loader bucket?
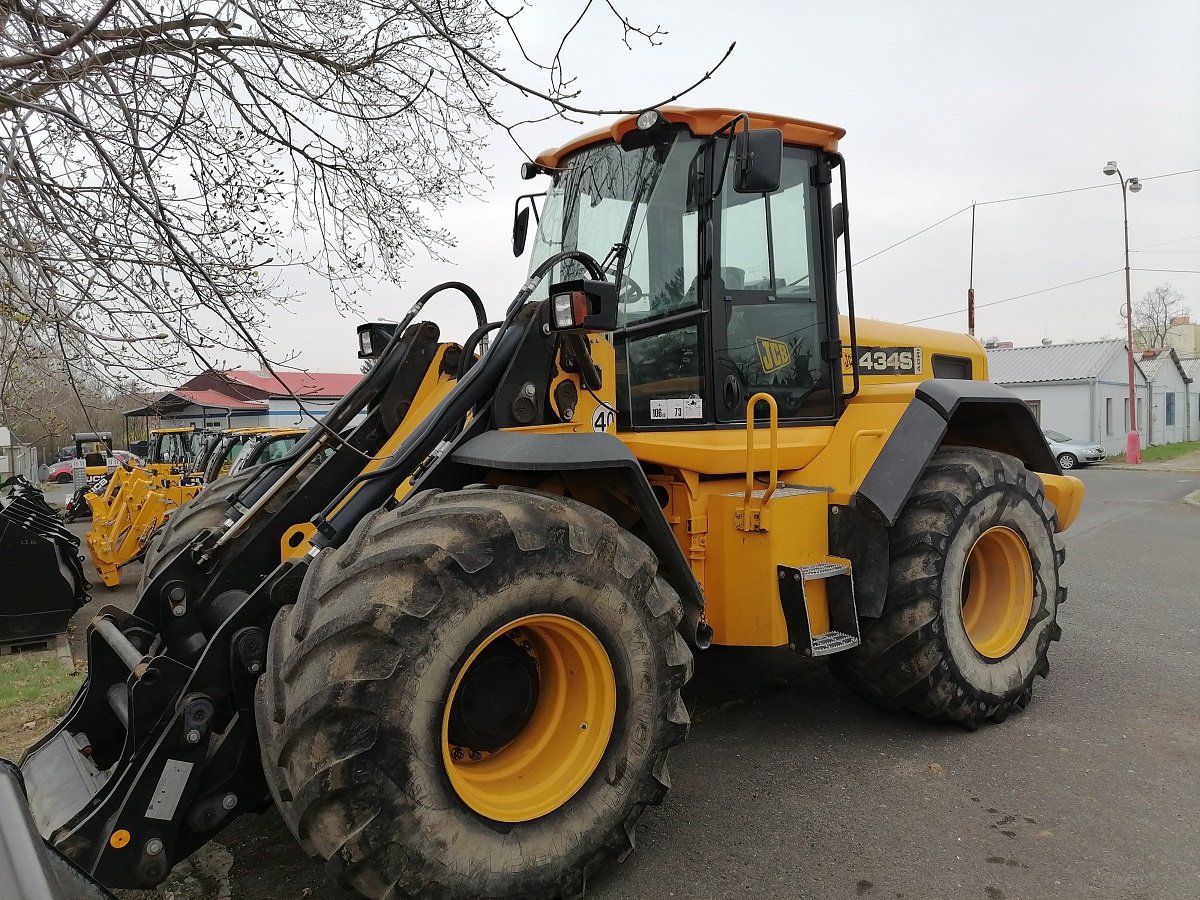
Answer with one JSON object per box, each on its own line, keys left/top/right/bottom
{"left": 0, "top": 759, "right": 114, "bottom": 898}
{"left": 0, "top": 477, "right": 89, "bottom": 643}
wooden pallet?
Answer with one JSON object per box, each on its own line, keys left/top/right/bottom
{"left": 0, "top": 632, "right": 74, "bottom": 671}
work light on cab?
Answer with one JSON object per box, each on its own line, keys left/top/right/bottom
{"left": 547, "top": 279, "right": 617, "bottom": 333}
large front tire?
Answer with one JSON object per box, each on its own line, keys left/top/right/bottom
{"left": 257, "top": 486, "right": 692, "bottom": 899}
{"left": 832, "top": 448, "right": 1066, "bottom": 727}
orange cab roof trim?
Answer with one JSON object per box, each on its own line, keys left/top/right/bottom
{"left": 534, "top": 106, "right": 846, "bottom": 170}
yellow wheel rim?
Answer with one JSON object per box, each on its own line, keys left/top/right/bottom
{"left": 442, "top": 613, "right": 617, "bottom": 823}
{"left": 961, "top": 526, "right": 1035, "bottom": 659}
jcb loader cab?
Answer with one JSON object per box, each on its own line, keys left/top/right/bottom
{"left": 0, "top": 107, "right": 1083, "bottom": 900}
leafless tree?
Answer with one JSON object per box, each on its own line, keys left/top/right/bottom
{"left": 0, "top": 0, "right": 731, "bottom": 411}
{"left": 1131, "top": 283, "right": 1190, "bottom": 348}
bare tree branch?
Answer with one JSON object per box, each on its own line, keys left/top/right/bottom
{"left": 0, "top": 0, "right": 731, "bottom": 424}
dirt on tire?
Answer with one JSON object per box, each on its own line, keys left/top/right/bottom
{"left": 831, "top": 447, "right": 1066, "bottom": 727}
{"left": 256, "top": 486, "right": 693, "bottom": 899}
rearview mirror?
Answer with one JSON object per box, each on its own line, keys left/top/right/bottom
{"left": 734, "top": 128, "right": 783, "bottom": 194}
{"left": 512, "top": 206, "right": 530, "bottom": 257}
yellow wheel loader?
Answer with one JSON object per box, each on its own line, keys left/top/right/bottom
{"left": 0, "top": 107, "right": 1084, "bottom": 899}
{"left": 84, "top": 429, "right": 212, "bottom": 588}
{"left": 84, "top": 428, "right": 307, "bottom": 588}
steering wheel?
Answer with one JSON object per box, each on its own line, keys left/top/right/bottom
{"left": 618, "top": 275, "right": 645, "bottom": 305}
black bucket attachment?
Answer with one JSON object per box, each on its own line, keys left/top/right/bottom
{"left": 0, "top": 476, "right": 90, "bottom": 643}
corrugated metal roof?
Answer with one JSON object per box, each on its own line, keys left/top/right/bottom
{"left": 986, "top": 340, "right": 1126, "bottom": 384}
{"left": 1138, "top": 348, "right": 1193, "bottom": 384}
{"left": 1180, "top": 357, "right": 1200, "bottom": 382}
{"left": 1138, "top": 354, "right": 1168, "bottom": 382}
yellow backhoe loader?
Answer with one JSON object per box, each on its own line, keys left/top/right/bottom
{"left": 0, "top": 107, "right": 1083, "bottom": 900}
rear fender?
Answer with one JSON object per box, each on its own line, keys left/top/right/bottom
{"left": 847, "top": 380, "right": 1082, "bottom": 617}
{"left": 856, "top": 379, "right": 1060, "bottom": 528}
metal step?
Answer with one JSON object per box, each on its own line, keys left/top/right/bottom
{"left": 809, "top": 629, "right": 861, "bottom": 657}
{"left": 23, "top": 731, "right": 107, "bottom": 838}
{"left": 800, "top": 562, "right": 849, "bottom": 581}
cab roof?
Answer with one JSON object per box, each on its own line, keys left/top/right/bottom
{"left": 534, "top": 106, "right": 845, "bottom": 170}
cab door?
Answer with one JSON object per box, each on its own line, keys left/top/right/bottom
{"left": 712, "top": 144, "right": 839, "bottom": 423}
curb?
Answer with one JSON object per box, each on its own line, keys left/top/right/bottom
{"left": 1102, "top": 464, "right": 1200, "bottom": 474}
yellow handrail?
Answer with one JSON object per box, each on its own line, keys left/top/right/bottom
{"left": 743, "top": 392, "right": 780, "bottom": 518}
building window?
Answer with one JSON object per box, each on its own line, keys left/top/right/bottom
{"left": 1165, "top": 392, "right": 1175, "bottom": 426}
{"left": 1105, "top": 397, "right": 1113, "bottom": 435}
{"left": 1124, "top": 398, "right": 1130, "bottom": 433}
{"left": 1137, "top": 398, "right": 1143, "bottom": 430}
{"left": 1025, "top": 399, "right": 1041, "bottom": 423}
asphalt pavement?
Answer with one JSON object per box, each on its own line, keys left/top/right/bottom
{"left": 586, "top": 464, "right": 1200, "bottom": 900}
{"left": 63, "top": 464, "right": 1199, "bottom": 900}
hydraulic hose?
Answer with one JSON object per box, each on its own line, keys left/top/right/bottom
{"left": 309, "top": 250, "right": 606, "bottom": 548}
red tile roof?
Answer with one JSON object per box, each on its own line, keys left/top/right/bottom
{"left": 173, "top": 388, "right": 266, "bottom": 411}
{"left": 214, "top": 370, "right": 361, "bottom": 398}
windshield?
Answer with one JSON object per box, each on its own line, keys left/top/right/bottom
{"left": 528, "top": 135, "right": 702, "bottom": 326}
{"left": 1043, "top": 430, "right": 1070, "bottom": 442}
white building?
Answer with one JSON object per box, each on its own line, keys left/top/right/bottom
{"left": 126, "top": 369, "right": 363, "bottom": 431}
{"left": 1180, "top": 357, "right": 1200, "bottom": 442}
{"left": 1136, "top": 348, "right": 1194, "bottom": 445}
{"left": 986, "top": 340, "right": 1150, "bottom": 447}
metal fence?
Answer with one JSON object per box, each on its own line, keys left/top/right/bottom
{"left": 0, "top": 444, "right": 41, "bottom": 483}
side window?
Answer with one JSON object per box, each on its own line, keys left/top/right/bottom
{"left": 616, "top": 325, "right": 705, "bottom": 428}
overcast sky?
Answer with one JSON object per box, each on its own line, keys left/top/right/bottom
{"left": 254, "top": 0, "right": 1200, "bottom": 373}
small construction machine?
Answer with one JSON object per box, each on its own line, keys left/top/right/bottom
{"left": 84, "top": 429, "right": 212, "bottom": 588}
{"left": 0, "top": 108, "right": 1084, "bottom": 899}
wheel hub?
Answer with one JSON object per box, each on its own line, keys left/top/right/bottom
{"left": 960, "top": 525, "right": 1035, "bottom": 659}
{"left": 446, "top": 632, "right": 539, "bottom": 751}
{"left": 442, "top": 613, "right": 617, "bottom": 823}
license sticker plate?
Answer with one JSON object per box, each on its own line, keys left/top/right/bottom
{"left": 649, "top": 398, "right": 703, "bottom": 421}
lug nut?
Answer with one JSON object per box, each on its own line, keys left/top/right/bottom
{"left": 221, "top": 793, "right": 238, "bottom": 810}
{"left": 145, "top": 838, "right": 164, "bottom": 856}
{"left": 185, "top": 728, "right": 201, "bottom": 744}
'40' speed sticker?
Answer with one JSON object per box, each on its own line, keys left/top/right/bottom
{"left": 841, "top": 346, "right": 923, "bottom": 376}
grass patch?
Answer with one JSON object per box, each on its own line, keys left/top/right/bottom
{"left": 0, "top": 654, "right": 80, "bottom": 761}
{"left": 1108, "top": 440, "right": 1200, "bottom": 464}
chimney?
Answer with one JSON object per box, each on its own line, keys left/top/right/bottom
{"left": 1041, "top": 338, "right": 1053, "bottom": 346}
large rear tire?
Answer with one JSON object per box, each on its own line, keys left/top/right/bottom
{"left": 831, "top": 448, "right": 1066, "bottom": 727}
{"left": 138, "top": 466, "right": 261, "bottom": 592}
{"left": 257, "top": 486, "right": 692, "bottom": 899}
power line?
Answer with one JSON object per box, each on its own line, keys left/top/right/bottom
{"left": 1132, "top": 268, "right": 1200, "bottom": 274}
{"left": 903, "top": 269, "right": 1122, "bottom": 326}
{"left": 839, "top": 205, "right": 971, "bottom": 272}
{"left": 850, "top": 167, "right": 1200, "bottom": 269}
{"left": 1133, "top": 233, "right": 1200, "bottom": 250}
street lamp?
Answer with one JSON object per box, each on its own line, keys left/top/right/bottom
{"left": 1103, "top": 160, "right": 1143, "bottom": 464}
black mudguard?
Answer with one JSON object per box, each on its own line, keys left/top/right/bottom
{"left": 856, "top": 379, "right": 1056, "bottom": 528}
{"left": 846, "top": 380, "right": 1056, "bottom": 618}
{"left": 450, "top": 431, "right": 711, "bottom": 648}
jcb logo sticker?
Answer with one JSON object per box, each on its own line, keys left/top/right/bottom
{"left": 755, "top": 337, "right": 792, "bottom": 374}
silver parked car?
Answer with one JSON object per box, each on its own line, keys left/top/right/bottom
{"left": 1043, "top": 429, "right": 1105, "bottom": 470}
